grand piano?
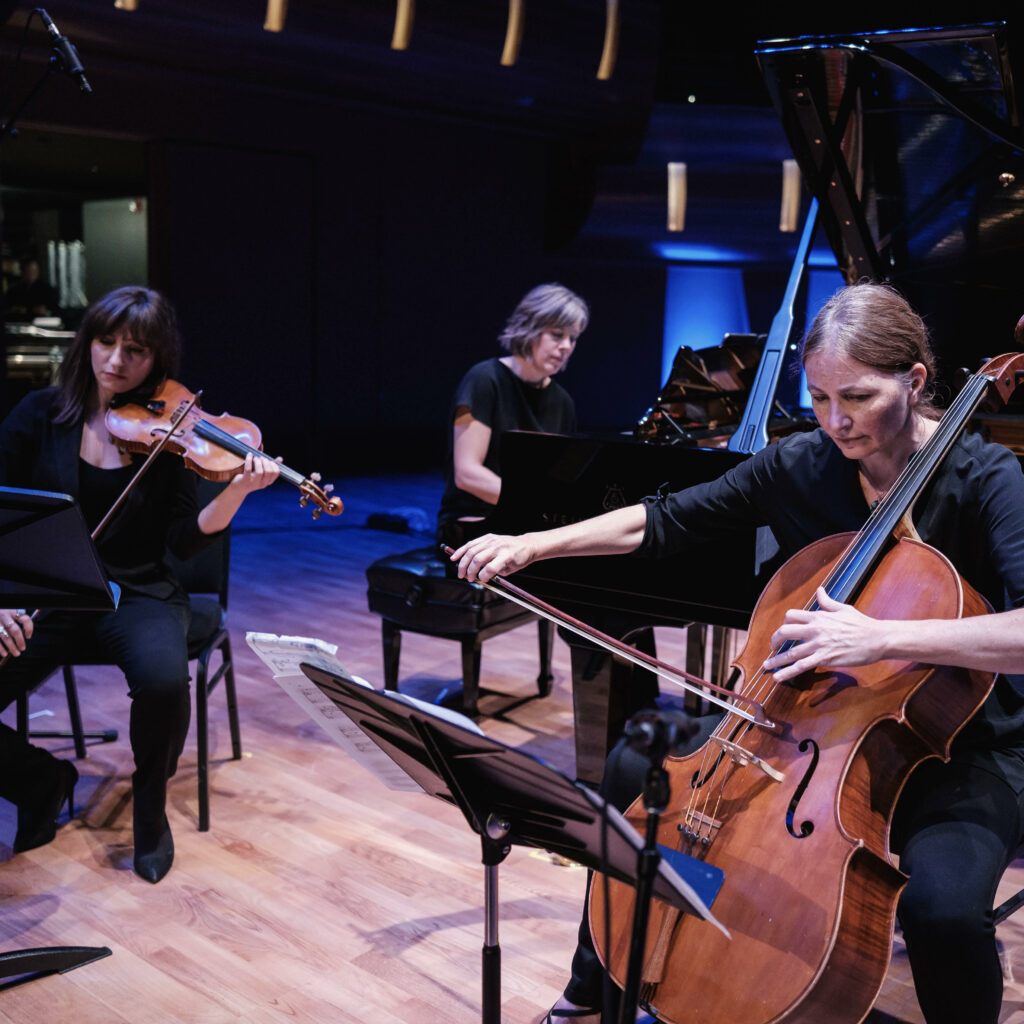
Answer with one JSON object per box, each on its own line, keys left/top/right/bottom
{"left": 488, "top": 21, "right": 1024, "bottom": 784}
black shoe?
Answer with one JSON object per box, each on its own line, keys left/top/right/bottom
{"left": 14, "top": 759, "right": 78, "bottom": 853}
{"left": 133, "top": 816, "right": 174, "bottom": 883}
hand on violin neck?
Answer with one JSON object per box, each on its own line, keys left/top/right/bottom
{"left": 197, "top": 453, "right": 281, "bottom": 535}
{"left": 230, "top": 451, "right": 282, "bottom": 495}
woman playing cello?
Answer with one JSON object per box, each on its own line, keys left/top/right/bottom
{"left": 0, "top": 286, "right": 279, "bottom": 883}
{"left": 452, "top": 282, "right": 1024, "bottom": 1024}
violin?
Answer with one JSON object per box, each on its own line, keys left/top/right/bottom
{"left": 105, "top": 379, "right": 343, "bottom": 518}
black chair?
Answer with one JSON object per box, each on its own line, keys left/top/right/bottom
{"left": 16, "top": 499, "right": 238, "bottom": 833}
{"left": 365, "top": 545, "right": 554, "bottom": 715}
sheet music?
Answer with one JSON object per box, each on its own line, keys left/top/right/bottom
{"left": 245, "top": 632, "right": 422, "bottom": 791}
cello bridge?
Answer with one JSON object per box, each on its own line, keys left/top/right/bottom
{"left": 711, "top": 735, "right": 785, "bottom": 783}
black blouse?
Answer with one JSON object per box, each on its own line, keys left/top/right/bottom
{"left": 0, "top": 387, "right": 219, "bottom": 598}
{"left": 438, "top": 357, "right": 577, "bottom": 528}
{"left": 637, "top": 427, "right": 1024, "bottom": 789}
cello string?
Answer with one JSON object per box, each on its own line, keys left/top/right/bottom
{"left": 694, "top": 366, "right": 1001, "bottom": 799}
{"left": 742, "top": 367, "right": 994, "bottom": 713}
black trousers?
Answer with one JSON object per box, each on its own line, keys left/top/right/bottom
{"left": 0, "top": 591, "right": 191, "bottom": 830}
{"left": 565, "top": 718, "right": 1024, "bottom": 1024}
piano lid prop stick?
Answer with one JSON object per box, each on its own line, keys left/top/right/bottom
{"left": 442, "top": 546, "right": 772, "bottom": 728}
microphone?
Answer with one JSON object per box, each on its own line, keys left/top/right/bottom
{"left": 623, "top": 709, "right": 699, "bottom": 759}
{"left": 38, "top": 9, "right": 92, "bottom": 93}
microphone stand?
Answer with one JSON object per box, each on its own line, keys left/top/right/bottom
{"left": 0, "top": 60, "right": 55, "bottom": 140}
{"left": 0, "top": 7, "right": 91, "bottom": 403}
{"left": 618, "top": 732, "right": 672, "bottom": 1024}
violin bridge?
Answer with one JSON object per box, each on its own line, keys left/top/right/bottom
{"left": 711, "top": 736, "right": 785, "bottom": 783}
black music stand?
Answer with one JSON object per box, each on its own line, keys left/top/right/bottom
{"left": 0, "top": 486, "right": 117, "bottom": 609}
{"left": 0, "top": 487, "right": 116, "bottom": 984}
{"left": 300, "top": 662, "right": 726, "bottom": 1024}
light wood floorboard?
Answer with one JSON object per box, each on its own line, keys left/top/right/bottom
{"left": 2, "top": 472, "right": 1024, "bottom": 1023}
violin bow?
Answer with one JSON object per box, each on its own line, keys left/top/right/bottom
{"left": 92, "top": 389, "right": 204, "bottom": 540}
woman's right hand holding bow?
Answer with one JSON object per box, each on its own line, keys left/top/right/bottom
{"left": 0, "top": 609, "right": 33, "bottom": 656}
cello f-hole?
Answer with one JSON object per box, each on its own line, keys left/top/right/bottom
{"left": 785, "top": 737, "right": 820, "bottom": 839}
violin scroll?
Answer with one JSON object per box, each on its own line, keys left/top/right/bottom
{"left": 299, "top": 472, "right": 343, "bottom": 519}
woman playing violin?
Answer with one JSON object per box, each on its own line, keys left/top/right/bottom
{"left": 453, "top": 282, "right": 1024, "bottom": 1024}
{"left": 0, "top": 286, "right": 278, "bottom": 883}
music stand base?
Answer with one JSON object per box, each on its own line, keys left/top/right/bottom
{"left": 481, "top": 832, "right": 509, "bottom": 1024}
{"left": 0, "top": 945, "right": 112, "bottom": 989}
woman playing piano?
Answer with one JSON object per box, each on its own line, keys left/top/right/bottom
{"left": 0, "top": 286, "right": 279, "bottom": 883}
{"left": 437, "top": 282, "right": 588, "bottom": 546}
{"left": 452, "top": 282, "right": 1024, "bottom": 1024}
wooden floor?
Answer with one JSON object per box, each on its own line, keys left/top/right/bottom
{"left": 3, "top": 471, "right": 1024, "bottom": 1023}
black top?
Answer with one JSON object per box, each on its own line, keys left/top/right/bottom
{"left": 438, "top": 357, "right": 577, "bottom": 529}
{"left": 638, "top": 426, "right": 1024, "bottom": 788}
{"left": 0, "top": 387, "right": 219, "bottom": 598}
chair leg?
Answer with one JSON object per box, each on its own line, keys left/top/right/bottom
{"left": 16, "top": 693, "right": 28, "bottom": 740}
{"left": 459, "top": 638, "right": 482, "bottom": 716}
{"left": 223, "top": 658, "right": 242, "bottom": 761}
{"left": 17, "top": 669, "right": 117, "bottom": 757}
{"left": 381, "top": 621, "right": 402, "bottom": 691}
{"left": 62, "top": 667, "right": 88, "bottom": 760}
{"left": 536, "top": 618, "right": 554, "bottom": 697}
{"left": 196, "top": 656, "right": 210, "bottom": 833}
{"left": 196, "top": 636, "right": 240, "bottom": 833}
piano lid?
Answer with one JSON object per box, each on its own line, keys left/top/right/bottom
{"left": 756, "top": 22, "right": 1024, "bottom": 371}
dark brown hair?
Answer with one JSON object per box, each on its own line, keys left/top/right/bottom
{"left": 801, "top": 282, "right": 939, "bottom": 417}
{"left": 55, "top": 286, "right": 182, "bottom": 423}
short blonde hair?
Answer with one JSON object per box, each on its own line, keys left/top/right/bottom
{"left": 498, "top": 283, "right": 589, "bottom": 358}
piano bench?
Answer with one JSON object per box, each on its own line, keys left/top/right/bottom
{"left": 365, "top": 545, "right": 554, "bottom": 715}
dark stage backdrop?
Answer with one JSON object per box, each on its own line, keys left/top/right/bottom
{"left": 0, "top": 2, "right": 671, "bottom": 477}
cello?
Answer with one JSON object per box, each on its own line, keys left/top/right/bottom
{"left": 583, "top": 350, "right": 1024, "bottom": 1024}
